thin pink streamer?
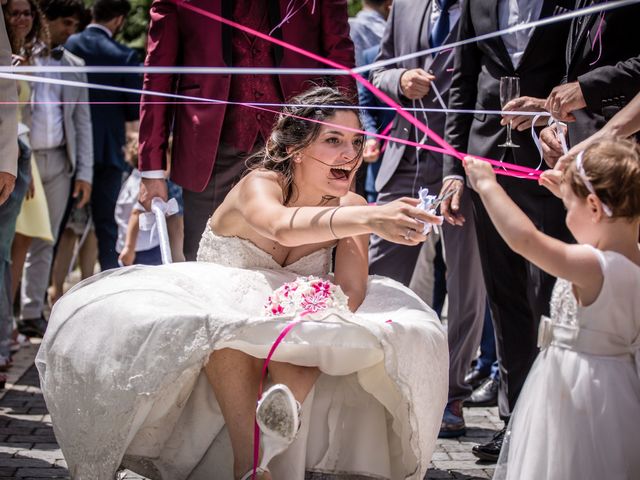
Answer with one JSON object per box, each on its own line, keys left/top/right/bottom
{"left": 589, "top": 13, "right": 605, "bottom": 66}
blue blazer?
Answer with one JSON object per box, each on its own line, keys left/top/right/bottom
{"left": 66, "top": 26, "right": 142, "bottom": 171}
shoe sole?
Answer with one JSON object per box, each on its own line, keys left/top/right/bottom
{"left": 256, "top": 385, "right": 298, "bottom": 442}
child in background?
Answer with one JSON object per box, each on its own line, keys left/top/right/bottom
{"left": 464, "top": 140, "right": 640, "bottom": 480}
{"left": 116, "top": 133, "right": 184, "bottom": 266}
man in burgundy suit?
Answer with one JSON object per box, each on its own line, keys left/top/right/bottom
{"left": 138, "top": 0, "right": 355, "bottom": 260}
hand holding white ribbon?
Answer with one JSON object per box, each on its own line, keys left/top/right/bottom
{"left": 417, "top": 187, "right": 440, "bottom": 235}
{"left": 139, "top": 197, "right": 179, "bottom": 265}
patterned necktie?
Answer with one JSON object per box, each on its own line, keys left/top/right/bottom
{"left": 430, "top": 0, "right": 456, "bottom": 48}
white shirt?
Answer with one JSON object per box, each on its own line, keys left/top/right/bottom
{"left": 30, "top": 55, "right": 65, "bottom": 150}
{"left": 498, "top": 0, "right": 544, "bottom": 68}
{"left": 115, "top": 169, "right": 160, "bottom": 253}
{"left": 86, "top": 23, "right": 113, "bottom": 38}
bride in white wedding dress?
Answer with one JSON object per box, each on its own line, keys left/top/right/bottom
{"left": 36, "top": 87, "right": 448, "bottom": 480}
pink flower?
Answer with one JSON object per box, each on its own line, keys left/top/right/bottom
{"left": 271, "top": 304, "right": 285, "bottom": 315}
{"left": 300, "top": 291, "right": 329, "bottom": 313}
{"left": 313, "top": 281, "right": 332, "bottom": 295}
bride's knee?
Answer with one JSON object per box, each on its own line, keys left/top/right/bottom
{"left": 206, "top": 348, "right": 263, "bottom": 374}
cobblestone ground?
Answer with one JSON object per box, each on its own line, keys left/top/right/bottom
{"left": 0, "top": 342, "right": 498, "bottom": 480}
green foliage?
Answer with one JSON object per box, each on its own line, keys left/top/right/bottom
{"left": 348, "top": 0, "right": 363, "bottom": 17}
{"left": 119, "top": 0, "right": 151, "bottom": 52}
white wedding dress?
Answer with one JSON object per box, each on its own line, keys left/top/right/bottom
{"left": 36, "top": 226, "right": 448, "bottom": 480}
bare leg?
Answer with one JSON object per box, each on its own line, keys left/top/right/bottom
{"left": 78, "top": 230, "right": 98, "bottom": 279}
{"left": 267, "top": 361, "right": 320, "bottom": 404}
{"left": 11, "top": 233, "right": 32, "bottom": 304}
{"left": 204, "top": 348, "right": 269, "bottom": 480}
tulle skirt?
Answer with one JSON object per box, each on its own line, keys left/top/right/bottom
{"left": 494, "top": 346, "right": 640, "bottom": 480}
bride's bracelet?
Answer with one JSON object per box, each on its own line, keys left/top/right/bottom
{"left": 329, "top": 207, "right": 341, "bottom": 239}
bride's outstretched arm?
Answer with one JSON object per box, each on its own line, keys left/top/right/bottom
{"left": 238, "top": 171, "right": 440, "bottom": 247}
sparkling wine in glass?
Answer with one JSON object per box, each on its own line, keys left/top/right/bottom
{"left": 499, "top": 76, "right": 520, "bottom": 148}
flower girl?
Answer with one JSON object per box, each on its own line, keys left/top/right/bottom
{"left": 464, "top": 139, "right": 640, "bottom": 480}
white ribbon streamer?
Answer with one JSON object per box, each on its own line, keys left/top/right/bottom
{"left": 1, "top": 0, "right": 634, "bottom": 76}
{"left": 139, "top": 197, "right": 179, "bottom": 264}
{"left": 531, "top": 114, "right": 569, "bottom": 170}
{"left": 0, "top": 71, "right": 555, "bottom": 117}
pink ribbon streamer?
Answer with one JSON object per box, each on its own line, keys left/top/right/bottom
{"left": 589, "top": 13, "right": 605, "bottom": 66}
{"left": 170, "top": 0, "right": 539, "bottom": 179}
{"left": 252, "top": 319, "right": 301, "bottom": 479}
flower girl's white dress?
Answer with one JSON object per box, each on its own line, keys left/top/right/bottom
{"left": 36, "top": 226, "right": 448, "bottom": 480}
{"left": 494, "top": 247, "right": 640, "bottom": 480}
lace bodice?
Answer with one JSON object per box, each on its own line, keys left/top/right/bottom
{"left": 196, "top": 224, "right": 332, "bottom": 277}
{"left": 549, "top": 279, "right": 578, "bottom": 327}
{"left": 538, "top": 247, "right": 640, "bottom": 357}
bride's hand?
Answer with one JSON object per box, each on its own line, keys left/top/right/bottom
{"left": 369, "top": 198, "right": 443, "bottom": 246}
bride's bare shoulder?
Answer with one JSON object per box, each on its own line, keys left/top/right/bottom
{"left": 340, "top": 191, "right": 368, "bottom": 207}
{"left": 242, "top": 168, "right": 282, "bottom": 185}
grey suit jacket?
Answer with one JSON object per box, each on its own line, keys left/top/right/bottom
{"left": 61, "top": 50, "right": 93, "bottom": 184}
{"left": 0, "top": 6, "right": 18, "bottom": 176}
{"left": 370, "top": 0, "right": 456, "bottom": 192}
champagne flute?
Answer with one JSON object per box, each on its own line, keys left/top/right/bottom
{"left": 499, "top": 76, "right": 520, "bottom": 148}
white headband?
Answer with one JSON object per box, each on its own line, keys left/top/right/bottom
{"left": 575, "top": 151, "right": 613, "bottom": 217}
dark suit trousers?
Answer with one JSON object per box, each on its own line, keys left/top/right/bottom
{"left": 182, "top": 143, "right": 261, "bottom": 261}
{"left": 470, "top": 176, "right": 572, "bottom": 420}
{"left": 91, "top": 165, "right": 123, "bottom": 271}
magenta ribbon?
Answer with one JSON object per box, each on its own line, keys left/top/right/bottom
{"left": 251, "top": 319, "right": 301, "bottom": 480}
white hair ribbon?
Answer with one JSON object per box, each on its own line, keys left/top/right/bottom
{"left": 575, "top": 151, "right": 613, "bottom": 217}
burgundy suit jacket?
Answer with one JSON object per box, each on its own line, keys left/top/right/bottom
{"left": 138, "top": 0, "right": 356, "bottom": 192}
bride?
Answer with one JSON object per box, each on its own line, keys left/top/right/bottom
{"left": 37, "top": 87, "right": 448, "bottom": 480}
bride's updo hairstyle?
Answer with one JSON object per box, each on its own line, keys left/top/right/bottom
{"left": 564, "top": 139, "right": 640, "bottom": 220}
{"left": 248, "top": 86, "right": 363, "bottom": 204}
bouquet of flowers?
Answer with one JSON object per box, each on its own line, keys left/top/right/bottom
{"left": 264, "top": 276, "right": 349, "bottom": 317}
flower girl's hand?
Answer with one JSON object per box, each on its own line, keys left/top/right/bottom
{"left": 538, "top": 169, "right": 563, "bottom": 198}
{"left": 370, "top": 198, "right": 443, "bottom": 245}
{"left": 463, "top": 156, "right": 496, "bottom": 193}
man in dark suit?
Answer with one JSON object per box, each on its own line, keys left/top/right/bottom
{"left": 65, "top": 0, "right": 141, "bottom": 270}
{"left": 440, "top": 0, "right": 574, "bottom": 460}
{"left": 540, "top": 1, "right": 640, "bottom": 166}
{"left": 138, "top": 0, "right": 355, "bottom": 260}
{"left": 368, "top": 0, "right": 486, "bottom": 439}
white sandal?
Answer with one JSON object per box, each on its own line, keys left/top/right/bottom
{"left": 256, "top": 384, "right": 300, "bottom": 468}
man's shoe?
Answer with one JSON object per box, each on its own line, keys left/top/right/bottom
{"left": 438, "top": 400, "right": 466, "bottom": 438}
{"left": 466, "top": 377, "right": 499, "bottom": 407}
{"left": 471, "top": 427, "right": 505, "bottom": 462}
{"left": 464, "top": 368, "right": 489, "bottom": 389}
{"left": 17, "top": 316, "right": 47, "bottom": 338}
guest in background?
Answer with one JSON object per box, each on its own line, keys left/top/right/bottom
{"left": 17, "top": 0, "right": 92, "bottom": 338}
{"left": 0, "top": 0, "right": 22, "bottom": 379}
{"left": 369, "top": 0, "right": 487, "bottom": 439}
{"left": 65, "top": 0, "right": 141, "bottom": 270}
{"left": 440, "top": 0, "right": 574, "bottom": 460}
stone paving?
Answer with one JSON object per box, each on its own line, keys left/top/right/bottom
{"left": 0, "top": 342, "right": 498, "bottom": 479}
